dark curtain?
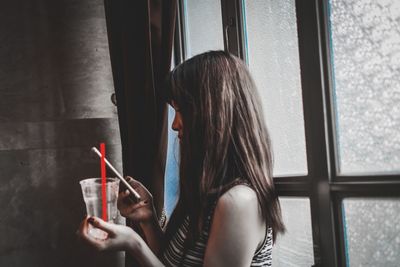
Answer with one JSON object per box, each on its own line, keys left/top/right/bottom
{"left": 103, "top": 0, "right": 176, "bottom": 264}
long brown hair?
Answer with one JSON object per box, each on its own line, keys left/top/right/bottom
{"left": 164, "top": 50, "right": 285, "bottom": 246}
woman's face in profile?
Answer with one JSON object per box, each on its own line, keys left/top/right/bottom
{"left": 171, "top": 101, "right": 183, "bottom": 140}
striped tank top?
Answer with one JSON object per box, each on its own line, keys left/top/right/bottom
{"left": 162, "top": 181, "right": 273, "bottom": 266}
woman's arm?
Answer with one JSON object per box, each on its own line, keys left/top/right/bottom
{"left": 129, "top": 229, "right": 165, "bottom": 267}
{"left": 137, "top": 210, "right": 165, "bottom": 256}
{"left": 204, "top": 185, "right": 266, "bottom": 267}
{"left": 118, "top": 177, "right": 165, "bottom": 255}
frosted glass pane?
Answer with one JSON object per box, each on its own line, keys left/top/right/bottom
{"left": 343, "top": 198, "right": 400, "bottom": 267}
{"left": 184, "top": 0, "right": 224, "bottom": 58}
{"left": 272, "top": 197, "right": 314, "bottom": 266}
{"left": 245, "top": 0, "right": 307, "bottom": 176}
{"left": 164, "top": 106, "right": 179, "bottom": 217}
{"left": 329, "top": 0, "right": 400, "bottom": 174}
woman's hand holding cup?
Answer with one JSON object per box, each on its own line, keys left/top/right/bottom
{"left": 77, "top": 216, "right": 142, "bottom": 252}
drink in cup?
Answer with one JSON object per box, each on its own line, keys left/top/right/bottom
{"left": 80, "top": 177, "right": 120, "bottom": 239}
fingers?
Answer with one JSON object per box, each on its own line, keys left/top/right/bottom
{"left": 120, "top": 200, "right": 146, "bottom": 215}
{"left": 118, "top": 189, "right": 135, "bottom": 209}
{"left": 124, "top": 176, "right": 151, "bottom": 200}
{"left": 119, "top": 196, "right": 148, "bottom": 213}
{"left": 88, "top": 217, "right": 116, "bottom": 235}
{"left": 120, "top": 176, "right": 144, "bottom": 196}
{"left": 77, "top": 217, "right": 107, "bottom": 251}
{"left": 118, "top": 189, "right": 131, "bottom": 202}
{"left": 76, "top": 215, "right": 89, "bottom": 239}
{"left": 125, "top": 176, "right": 143, "bottom": 189}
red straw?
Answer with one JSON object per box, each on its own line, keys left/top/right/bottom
{"left": 100, "top": 143, "right": 107, "bottom": 221}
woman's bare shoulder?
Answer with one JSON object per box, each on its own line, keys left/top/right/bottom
{"left": 204, "top": 185, "right": 265, "bottom": 266}
{"left": 217, "top": 184, "right": 259, "bottom": 210}
{"left": 214, "top": 184, "right": 264, "bottom": 229}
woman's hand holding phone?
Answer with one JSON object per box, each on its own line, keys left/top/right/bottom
{"left": 118, "top": 176, "right": 155, "bottom": 224}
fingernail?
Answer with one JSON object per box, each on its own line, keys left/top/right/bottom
{"left": 125, "top": 189, "right": 130, "bottom": 195}
{"left": 88, "top": 217, "right": 95, "bottom": 224}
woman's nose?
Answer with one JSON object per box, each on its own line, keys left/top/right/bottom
{"left": 171, "top": 116, "right": 179, "bottom": 131}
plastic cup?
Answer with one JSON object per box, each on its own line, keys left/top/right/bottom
{"left": 79, "top": 177, "right": 120, "bottom": 239}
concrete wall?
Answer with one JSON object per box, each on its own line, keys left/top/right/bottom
{"left": 0, "top": 0, "right": 123, "bottom": 266}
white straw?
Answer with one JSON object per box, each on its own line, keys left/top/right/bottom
{"left": 91, "top": 147, "right": 141, "bottom": 201}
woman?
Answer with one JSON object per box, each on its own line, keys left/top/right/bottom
{"left": 78, "top": 50, "right": 285, "bottom": 266}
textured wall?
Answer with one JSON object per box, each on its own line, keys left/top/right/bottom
{"left": 0, "top": 0, "right": 123, "bottom": 266}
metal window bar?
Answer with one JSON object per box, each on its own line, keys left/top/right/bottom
{"left": 295, "top": 0, "right": 337, "bottom": 265}
{"left": 174, "top": 0, "right": 186, "bottom": 63}
{"left": 220, "top": 0, "right": 246, "bottom": 61}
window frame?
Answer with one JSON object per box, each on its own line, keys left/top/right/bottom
{"left": 174, "top": 0, "right": 400, "bottom": 266}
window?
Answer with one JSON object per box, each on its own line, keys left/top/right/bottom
{"left": 329, "top": 0, "right": 400, "bottom": 175}
{"left": 164, "top": 106, "right": 180, "bottom": 217}
{"left": 183, "top": 0, "right": 224, "bottom": 58}
{"left": 342, "top": 198, "right": 400, "bottom": 266}
{"left": 244, "top": 0, "right": 307, "bottom": 176}
{"left": 170, "top": 0, "right": 400, "bottom": 266}
{"left": 273, "top": 197, "right": 314, "bottom": 266}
